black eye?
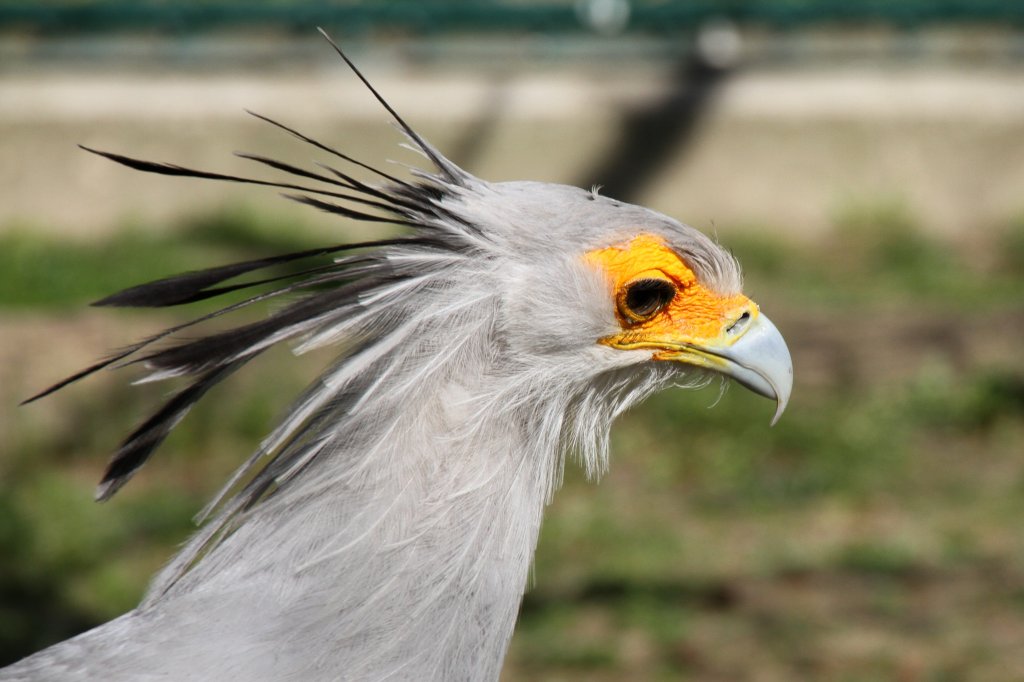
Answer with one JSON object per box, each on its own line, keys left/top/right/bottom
{"left": 620, "top": 278, "right": 676, "bottom": 322}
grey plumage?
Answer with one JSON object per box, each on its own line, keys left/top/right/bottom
{"left": 4, "top": 35, "right": 791, "bottom": 682}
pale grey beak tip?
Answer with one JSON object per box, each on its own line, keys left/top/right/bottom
{"left": 716, "top": 312, "right": 793, "bottom": 427}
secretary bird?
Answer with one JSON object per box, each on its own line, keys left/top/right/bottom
{"left": 3, "top": 32, "right": 792, "bottom": 681}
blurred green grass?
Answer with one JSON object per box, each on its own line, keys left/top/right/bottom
{"left": 2, "top": 202, "right": 1023, "bottom": 679}
{"left": 0, "top": 205, "right": 326, "bottom": 310}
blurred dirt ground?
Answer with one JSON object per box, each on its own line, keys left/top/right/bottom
{"left": 2, "top": 67, "right": 1024, "bottom": 239}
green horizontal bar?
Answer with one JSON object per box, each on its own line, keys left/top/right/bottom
{"left": 1, "top": 1, "right": 1022, "bottom": 35}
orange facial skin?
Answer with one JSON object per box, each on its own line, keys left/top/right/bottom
{"left": 584, "top": 234, "right": 757, "bottom": 358}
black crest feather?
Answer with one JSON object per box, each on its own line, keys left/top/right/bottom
{"left": 30, "top": 31, "right": 473, "bottom": 501}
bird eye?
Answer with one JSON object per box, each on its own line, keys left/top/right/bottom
{"left": 620, "top": 278, "right": 676, "bottom": 322}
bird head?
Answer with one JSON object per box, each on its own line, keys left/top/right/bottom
{"left": 39, "top": 36, "right": 792, "bottom": 503}
{"left": 452, "top": 180, "right": 792, "bottom": 427}
{"left": 582, "top": 224, "right": 791, "bottom": 425}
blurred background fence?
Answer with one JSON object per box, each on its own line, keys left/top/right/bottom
{"left": 2, "top": 3, "right": 1024, "bottom": 681}
{"left": 4, "top": 0, "right": 1024, "bottom": 34}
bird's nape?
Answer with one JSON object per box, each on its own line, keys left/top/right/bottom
{"left": 5, "top": 30, "right": 792, "bottom": 682}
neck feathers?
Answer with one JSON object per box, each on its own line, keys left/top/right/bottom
{"left": 141, "top": 289, "right": 558, "bottom": 679}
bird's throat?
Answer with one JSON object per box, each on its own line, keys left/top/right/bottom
{"left": 161, "top": 378, "right": 556, "bottom": 681}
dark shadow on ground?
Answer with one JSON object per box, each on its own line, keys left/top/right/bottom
{"left": 577, "top": 48, "right": 732, "bottom": 204}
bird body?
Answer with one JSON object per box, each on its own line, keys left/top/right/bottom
{"left": 3, "top": 37, "right": 791, "bottom": 681}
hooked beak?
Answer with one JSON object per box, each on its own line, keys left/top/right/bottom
{"left": 693, "top": 312, "right": 793, "bottom": 425}
{"left": 617, "top": 310, "right": 793, "bottom": 425}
